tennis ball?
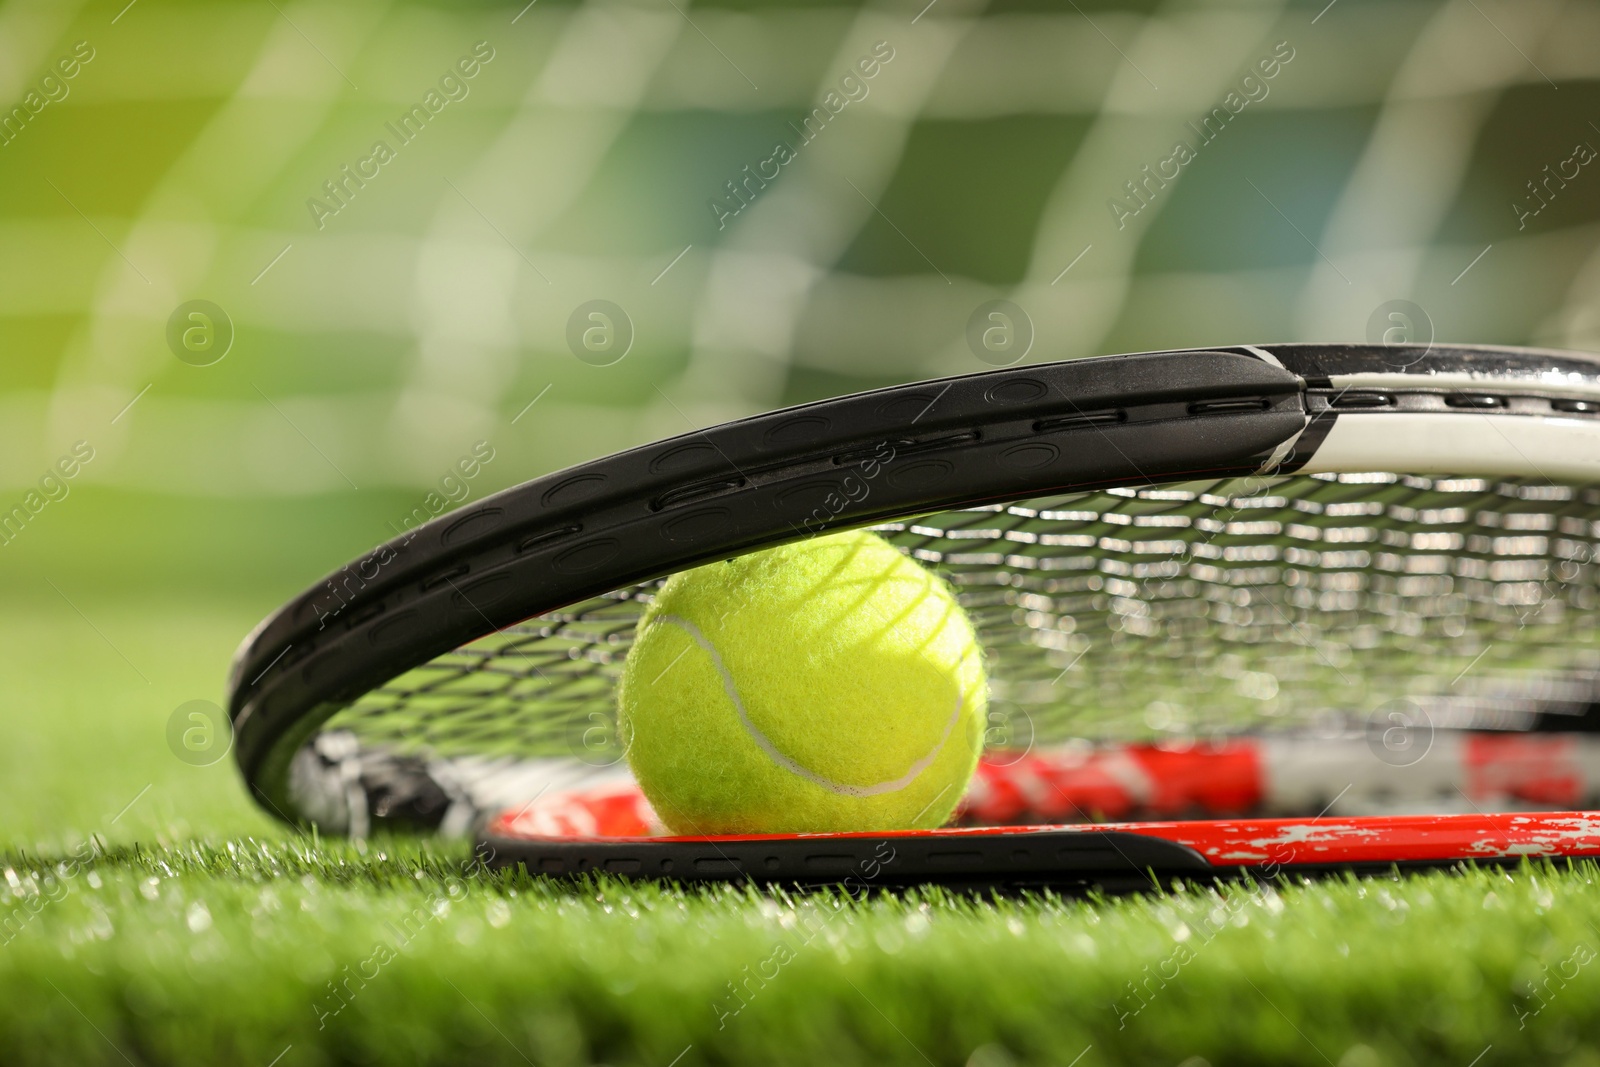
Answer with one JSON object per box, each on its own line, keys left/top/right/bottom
{"left": 617, "top": 529, "right": 987, "bottom": 835}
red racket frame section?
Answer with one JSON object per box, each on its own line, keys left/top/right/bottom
{"left": 485, "top": 800, "right": 1600, "bottom": 870}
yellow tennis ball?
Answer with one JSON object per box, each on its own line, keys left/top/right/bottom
{"left": 617, "top": 529, "right": 987, "bottom": 835}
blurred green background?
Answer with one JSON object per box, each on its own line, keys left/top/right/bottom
{"left": 2, "top": 0, "right": 1599, "bottom": 846}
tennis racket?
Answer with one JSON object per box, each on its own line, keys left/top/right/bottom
{"left": 226, "top": 342, "right": 1600, "bottom": 888}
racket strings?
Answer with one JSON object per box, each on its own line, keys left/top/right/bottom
{"left": 338, "top": 585, "right": 658, "bottom": 757}
{"left": 907, "top": 475, "right": 1600, "bottom": 745}
{"left": 326, "top": 473, "right": 1600, "bottom": 764}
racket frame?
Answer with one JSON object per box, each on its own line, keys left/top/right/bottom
{"left": 226, "top": 342, "right": 1600, "bottom": 856}
{"left": 478, "top": 810, "right": 1600, "bottom": 892}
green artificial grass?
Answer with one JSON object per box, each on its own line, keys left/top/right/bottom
{"left": 7, "top": 842, "right": 1600, "bottom": 1066}
{"left": 6, "top": 592, "right": 1600, "bottom": 1066}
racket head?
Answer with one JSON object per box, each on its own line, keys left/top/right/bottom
{"left": 225, "top": 342, "right": 1600, "bottom": 882}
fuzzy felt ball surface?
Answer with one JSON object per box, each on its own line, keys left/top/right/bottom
{"left": 617, "top": 528, "right": 988, "bottom": 835}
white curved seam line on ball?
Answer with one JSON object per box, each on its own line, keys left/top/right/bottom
{"left": 650, "top": 612, "right": 962, "bottom": 798}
